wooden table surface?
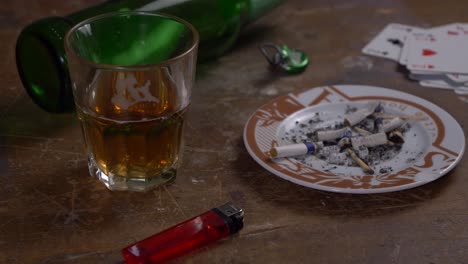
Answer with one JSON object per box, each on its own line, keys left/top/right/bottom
{"left": 2, "top": 0, "right": 468, "bottom": 263}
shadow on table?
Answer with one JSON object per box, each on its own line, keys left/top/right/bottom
{"left": 232, "top": 138, "right": 453, "bottom": 217}
{"left": 0, "top": 95, "right": 77, "bottom": 137}
{"left": 38, "top": 249, "right": 124, "bottom": 264}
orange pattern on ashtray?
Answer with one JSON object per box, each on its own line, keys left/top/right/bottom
{"left": 414, "top": 151, "right": 452, "bottom": 169}
{"left": 254, "top": 95, "right": 304, "bottom": 127}
{"left": 274, "top": 159, "right": 420, "bottom": 189}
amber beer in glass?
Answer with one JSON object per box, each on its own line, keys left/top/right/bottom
{"left": 65, "top": 12, "right": 198, "bottom": 191}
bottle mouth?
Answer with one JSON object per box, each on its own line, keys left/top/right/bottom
{"left": 16, "top": 17, "right": 74, "bottom": 112}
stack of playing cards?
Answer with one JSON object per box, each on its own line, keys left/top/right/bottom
{"left": 362, "top": 23, "right": 468, "bottom": 93}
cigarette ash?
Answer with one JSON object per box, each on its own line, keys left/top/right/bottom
{"left": 281, "top": 103, "right": 416, "bottom": 174}
{"left": 282, "top": 112, "right": 325, "bottom": 143}
{"left": 379, "top": 166, "right": 394, "bottom": 174}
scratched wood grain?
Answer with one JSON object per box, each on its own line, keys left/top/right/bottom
{"left": 1, "top": 0, "right": 468, "bottom": 263}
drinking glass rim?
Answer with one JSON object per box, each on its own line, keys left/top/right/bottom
{"left": 64, "top": 11, "right": 199, "bottom": 70}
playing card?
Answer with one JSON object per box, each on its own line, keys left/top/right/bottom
{"left": 406, "top": 35, "right": 468, "bottom": 74}
{"left": 362, "top": 23, "right": 421, "bottom": 61}
{"left": 411, "top": 73, "right": 468, "bottom": 88}
{"left": 399, "top": 23, "right": 466, "bottom": 65}
{"left": 419, "top": 80, "right": 458, "bottom": 90}
{"left": 409, "top": 73, "right": 445, "bottom": 81}
{"left": 398, "top": 34, "right": 411, "bottom": 65}
{"left": 454, "top": 23, "right": 468, "bottom": 35}
{"left": 410, "top": 24, "right": 468, "bottom": 81}
{"left": 399, "top": 28, "right": 429, "bottom": 65}
{"left": 454, "top": 85, "right": 468, "bottom": 97}
{"left": 409, "top": 70, "right": 442, "bottom": 75}
{"left": 429, "top": 23, "right": 468, "bottom": 37}
{"left": 446, "top": 73, "right": 468, "bottom": 84}
{"left": 362, "top": 22, "right": 468, "bottom": 91}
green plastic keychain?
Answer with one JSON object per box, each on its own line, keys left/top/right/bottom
{"left": 259, "top": 43, "right": 309, "bottom": 73}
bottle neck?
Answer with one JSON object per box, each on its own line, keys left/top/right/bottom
{"left": 67, "top": 0, "right": 152, "bottom": 24}
{"left": 248, "top": 0, "right": 283, "bottom": 22}
{"left": 66, "top": 0, "right": 283, "bottom": 27}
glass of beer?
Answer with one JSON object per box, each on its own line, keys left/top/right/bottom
{"left": 65, "top": 12, "right": 198, "bottom": 191}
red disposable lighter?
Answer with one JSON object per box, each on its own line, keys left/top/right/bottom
{"left": 122, "top": 202, "right": 244, "bottom": 263}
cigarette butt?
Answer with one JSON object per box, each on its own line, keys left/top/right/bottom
{"left": 269, "top": 148, "right": 279, "bottom": 157}
{"left": 375, "top": 117, "right": 384, "bottom": 133}
{"left": 270, "top": 142, "right": 316, "bottom": 158}
{"left": 316, "top": 127, "right": 347, "bottom": 141}
{"left": 346, "top": 148, "right": 374, "bottom": 174}
{"left": 351, "top": 132, "right": 388, "bottom": 149}
{"left": 352, "top": 126, "right": 372, "bottom": 136}
{"left": 337, "top": 137, "right": 351, "bottom": 147}
{"left": 382, "top": 117, "right": 404, "bottom": 132}
{"left": 344, "top": 102, "right": 379, "bottom": 126}
{"left": 388, "top": 130, "right": 405, "bottom": 144}
{"left": 374, "top": 103, "right": 383, "bottom": 113}
{"left": 344, "top": 110, "right": 368, "bottom": 127}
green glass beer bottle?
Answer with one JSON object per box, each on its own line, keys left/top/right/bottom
{"left": 16, "top": 0, "right": 282, "bottom": 112}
